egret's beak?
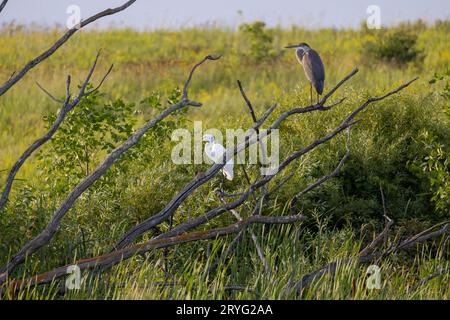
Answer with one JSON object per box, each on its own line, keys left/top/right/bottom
{"left": 285, "top": 44, "right": 298, "bottom": 49}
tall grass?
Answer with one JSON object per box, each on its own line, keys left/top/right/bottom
{"left": 0, "top": 22, "right": 448, "bottom": 299}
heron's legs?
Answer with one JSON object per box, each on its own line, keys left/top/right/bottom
{"left": 317, "top": 93, "right": 319, "bottom": 104}
{"left": 309, "top": 84, "right": 312, "bottom": 105}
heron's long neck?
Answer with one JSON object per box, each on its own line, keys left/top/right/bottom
{"left": 296, "top": 48, "right": 306, "bottom": 64}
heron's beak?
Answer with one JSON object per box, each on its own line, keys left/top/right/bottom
{"left": 284, "top": 44, "right": 298, "bottom": 49}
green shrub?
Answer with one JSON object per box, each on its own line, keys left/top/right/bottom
{"left": 239, "top": 21, "right": 277, "bottom": 62}
{"left": 362, "top": 30, "right": 424, "bottom": 65}
{"left": 38, "top": 86, "right": 137, "bottom": 194}
{"left": 407, "top": 71, "right": 450, "bottom": 216}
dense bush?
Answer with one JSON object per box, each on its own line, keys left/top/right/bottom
{"left": 239, "top": 21, "right": 277, "bottom": 62}
{"left": 408, "top": 71, "right": 450, "bottom": 216}
{"left": 362, "top": 30, "right": 424, "bottom": 65}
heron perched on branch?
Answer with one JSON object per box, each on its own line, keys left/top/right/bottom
{"left": 285, "top": 43, "right": 325, "bottom": 104}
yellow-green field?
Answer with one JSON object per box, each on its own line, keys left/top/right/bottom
{"left": 0, "top": 21, "right": 449, "bottom": 299}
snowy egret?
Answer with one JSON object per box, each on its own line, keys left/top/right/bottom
{"left": 202, "top": 134, "right": 234, "bottom": 181}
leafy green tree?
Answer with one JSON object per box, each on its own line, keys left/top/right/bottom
{"left": 239, "top": 21, "right": 277, "bottom": 62}
{"left": 39, "top": 85, "right": 136, "bottom": 193}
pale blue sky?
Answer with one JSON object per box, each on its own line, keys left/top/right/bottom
{"left": 1, "top": 0, "right": 449, "bottom": 30}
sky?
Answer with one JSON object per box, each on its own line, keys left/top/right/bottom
{"left": 1, "top": 0, "right": 449, "bottom": 30}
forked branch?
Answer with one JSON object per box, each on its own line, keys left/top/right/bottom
{"left": 0, "top": 52, "right": 110, "bottom": 212}
{"left": 0, "top": 55, "right": 220, "bottom": 284}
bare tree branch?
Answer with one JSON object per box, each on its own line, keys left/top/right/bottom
{"left": 409, "top": 266, "right": 450, "bottom": 292}
{"left": 0, "top": 0, "right": 8, "bottom": 14}
{"left": 0, "top": 55, "right": 220, "bottom": 283}
{"left": 86, "top": 64, "right": 114, "bottom": 95}
{"left": 291, "top": 127, "right": 351, "bottom": 207}
{"left": 35, "top": 81, "right": 65, "bottom": 103}
{"left": 237, "top": 80, "right": 258, "bottom": 123}
{"left": 182, "top": 55, "right": 221, "bottom": 104}
{"left": 145, "top": 74, "right": 417, "bottom": 247}
{"left": 294, "top": 220, "right": 449, "bottom": 293}
{"left": 0, "top": 0, "right": 136, "bottom": 97}
{"left": 114, "top": 68, "right": 362, "bottom": 249}
{"left": 0, "top": 52, "right": 108, "bottom": 212}
{"left": 1, "top": 213, "right": 307, "bottom": 294}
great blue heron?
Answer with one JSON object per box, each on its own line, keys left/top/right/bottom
{"left": 285, "top": 43, "right": 325, "bottom": 104}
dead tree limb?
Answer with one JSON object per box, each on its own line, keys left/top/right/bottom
{"left": 114, "top": 68, "right": 363, "bottom": 249}
{"left": 0, "top": 0, "right": 136, "bottom": 97}
{"left": 294, "top": 220, "right": 449, "bottom": 294}
{"left": 0, "top": 55, "right": 220, "bottom": 284}
{"left": 291, "top": 126, "right": 351, "bottom": 210}
{"left": 0, "top": 52, "right": 110, "bottom": 212}
{"left": 1, "top": 213, "right": 307, "bottom": 294}
{"left": 151, "top": 74, "right": 416, "bottom": 244}
{"left": 0, "top": 0, "right": 8, "bottom": 14}
{"left": 409, "top": 266, "right": 450, "bottom": 292}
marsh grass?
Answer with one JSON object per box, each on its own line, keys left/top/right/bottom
{"left": 0, "top": 22, "right": 449, "bottom": 299}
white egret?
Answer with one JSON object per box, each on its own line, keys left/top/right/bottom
{"left": 202, "top": 134, "right": 234, "bottom": 181}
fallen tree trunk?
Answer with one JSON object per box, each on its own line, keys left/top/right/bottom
{"left": 2, "top": 213, "right": 307, "bottom": 294}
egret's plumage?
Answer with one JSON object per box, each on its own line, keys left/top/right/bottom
{"left": 203, "top": 134, "right": 234, "bottom": 181}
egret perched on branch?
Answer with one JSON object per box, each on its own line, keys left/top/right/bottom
{"left": 285, "top": 42, "right": 325, "bottom": 104}
{"left": 203, "top": 134, "right": 234, "bottom": 181}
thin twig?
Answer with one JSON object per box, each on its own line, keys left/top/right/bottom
{"left": 294, "top": 220, "right": 448, "bottom": 293}
{"left": 182, "top": 55, "right": 221, "bottom": 103}
{"left": 35, "top": 82, "right": 64, "bottom": 103}
{"left": 219, "top": 195, "right": 270, "bottom": 274}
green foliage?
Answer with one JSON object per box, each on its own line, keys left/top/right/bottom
{"left": 138, "top": 87, "right": 186, "bottom": 147}
{"left": 409, "top": 132, "right": 449, "bottom": 215}
{"left": 0, "top": 23, "right": 449, "bottom": 300}
{"left": 239, "top": 21, "right": 277, "bottom": 62}
{"left": 362, "top": 30, "right": 424, "bottom": 65}
{"left": 407, "top": 72, "right": 450, "bottom": 216}
{"left": 2, "top": 223, "right": 448, "bottom": 300}
{"left": 38, "top": 85, "right": 136, "bottom": 194}
{"left": 35, "top": 86, "right": 186, "bottom": 198}
{"left": 429, "top": 70, "right": 450, "bottom": 104}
